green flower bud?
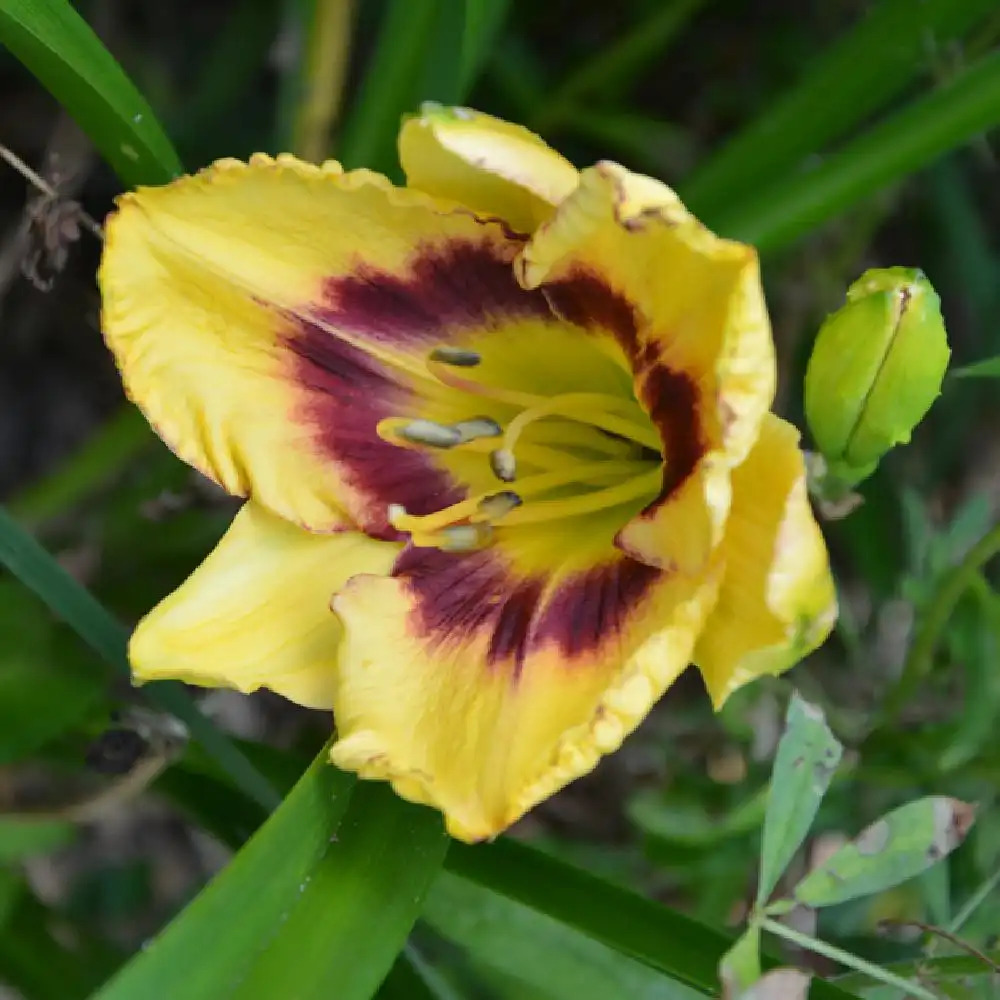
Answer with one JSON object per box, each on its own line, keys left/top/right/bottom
{"left": 804, "top": 267, "right": 950, "bottom": 486}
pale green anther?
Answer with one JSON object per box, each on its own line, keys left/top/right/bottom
{"left": 454, "top": 417, "right": 502, "bottom": 442}
{"left": 438, "top": 523, "right": 493, "bottom": 552}
{"left": 398, "top": 419, "right": 463, "bottom": 449}
{"left": 804, "top": 267, "right": 950, "bottom": 487}
{"left": 489, "top": 448, "right": 517, "bottom": 482}
{"left": 477, "top": 490, "right": 522, "bottom": 520}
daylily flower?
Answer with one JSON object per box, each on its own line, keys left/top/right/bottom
{"left": 99, "top": 107, "right": 836, "bottom": 842}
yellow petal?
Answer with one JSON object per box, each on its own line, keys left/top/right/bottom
{"left": 399, "top": 105, "right": 578, "bottom": 233}
{"left": 100, "top": 154, "right": 534, "bottom": 535}
{"left": 330, "top": 546, "right": 719, "bottom": 841}
{"left": 517, "top": 162, "right": 775, "bottom": 574}
{"left": 694, "top": 414, "right": 837, "bottom": 708}
{"left": 130, "top": 503, "right": 399, "bottom": 709}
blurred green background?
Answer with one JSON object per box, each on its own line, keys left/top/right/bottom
{"left": 2, "top": 1, "right": 1000, "bottom": 997}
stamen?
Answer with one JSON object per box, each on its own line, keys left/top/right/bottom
{"left": 421, "top": 523, "right": 493, "bottom": 552}
{"left": 502, "top": 393, "right": 660, "bottom": 454}
{"left": 396, "top": 419, "right": 463, "bottom": 449}
{"left": 476, "top": 490, "right": 522, "bottom": 520}
{"left": 454, "top": 417, "right": 502, "bottom": 442}
{"left": 392, "top": 460, "right": 651, "bottom": 535}
{"left": 497, "top": 467, "right": 663, "bottom": 526}
{"left": 429, "top": 346, "right": 482, "bottom": 367}
{"left": 490, "top": 449, "right": 517, "bottom": 482}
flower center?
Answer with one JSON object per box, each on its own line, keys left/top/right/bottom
{"left": 377, "top": 347, "right": 663, "bottom": 552}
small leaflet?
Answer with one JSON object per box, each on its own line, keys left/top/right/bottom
{"left": 793, "top": 796, "right": 976, "bottom": 909}
{"left": 756, "top": 693, "right": 843, "bottom": 906}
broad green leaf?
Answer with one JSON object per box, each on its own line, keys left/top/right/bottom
{"left": 424, "top": 870, "right": 705, "bottom": 999}
{"left": 714, "top": 47, "right": 1000, "bottom": 252}
{"left": 96, "top": 751, "right": 447, "bottom": 1000}
{"left": 0, "top": 504, "right": 280, "bottom": 811}
{"left": 757, "top": 693, "right": 842, "bottom": 906}
{"left": 0, "top": 819, "right": 75, "bottom": 860}
{"left": 793, "top": 797, "right": 976, "bottom": 908}
{"left": 156, "top": 747, "right": 867, "bottom": 1000}
{"left": 952, "top": 357, "right": 1000, "bottom": 379}
{"left": 0, "top": 0, "right": 181, "bottom": 185}
{"left": 684, "top": 0, "right": 998, "bottom": 215}
{"left": 445, "top": 838, "right": 859, "bottom": 1000}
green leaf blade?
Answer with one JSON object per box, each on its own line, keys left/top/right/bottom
{"left": 0, "top": 0, "right": 181, "bottom": 185}
{"left": 425, "top": 870, "right": 705, "bottom": 1000}
{"left": 96, "top": 753, "right": 447, "bottom": 1000}
{"left": 684, "top": 0, "right": 998, "bottom": 216}
{"left": 757, "top": 693, "right": 843, "bottom": 906}
{"left": 445, "top": 837, "right": 858, "bottom": 1000}
{"left": 714, "top": 47, "right": 1000, "bottom": 252}
{"left": 952, "top": 357, "right": 1000, "bottom": 379}
{"left": 793, "top": 796, "right": 977, "bottom": 908}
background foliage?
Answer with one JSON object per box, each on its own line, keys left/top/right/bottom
{"left": 2, "top": 0, "right": 1000, "bottom": 997}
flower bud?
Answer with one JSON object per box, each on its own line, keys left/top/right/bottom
{"left": 804, "top": 267, "right": 949, "bottom": 486}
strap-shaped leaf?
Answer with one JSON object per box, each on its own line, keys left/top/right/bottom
{"left": 684, "top": 0, "right": 998, "bottom": 215}
{"left": 0, "top": 0, "right": 181, "bottom": 185}
{"left": 97, "top": 754, "right": 448, "bottom": 1000}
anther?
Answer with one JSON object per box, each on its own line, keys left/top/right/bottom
{"left": 454, "top": 416, "right": 502, "bottom": 442}
{"left": 477, "top": 491, "right": 522, "bottom": 520}
{"left": 398, "top": 419, "right": 462, "bottom": 449}
{"left": 387, "top": 503, "right": 407, "bottom": 525}
{"left": 490, "top": 448, "right": 517, "bottom": 482}
{"left": 429, "top": 346, "right": 481, "bottom": 367}
{"left": 437, "top": 523, "right": 493, "bottom": 552}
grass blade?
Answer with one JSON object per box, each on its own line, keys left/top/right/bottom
{"left": 339, "top": 0, "right": 501, "bottom": 175}
{"left": 459, "top": 0, "right": 511, "bottom": 95}
{"left": 683, "top": 0, "right": 997, "bottom": 216}
{"left": 952, "top": 357, "right": 1000, "bottom": 379}
{"left": 711, "top": 47, "right": 1000, "bottom": 252}
{"left": 0, "top": 0, "right": 181, "bottom": 185}
{"left": 424, "top": 870, "right": 706, "bottom": 999}
{"left": 337, "top": 0, "right": 440, "bottom": 172}
{"left": 96, "top": 755, "right": 448, "bottom": 1000}
{"left": 445, "top": 839, "right": 858, "bottom": 1000}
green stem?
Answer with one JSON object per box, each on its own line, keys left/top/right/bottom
{"left": 760, "top": 917, "right": 938, "bottom": 1000}
{"left": 885, "top": 520, "right": 1000, "bottom": 721}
